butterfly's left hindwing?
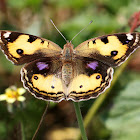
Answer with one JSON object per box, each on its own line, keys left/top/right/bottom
{"left": 0, "top": 31, "right": 62, "bottom": 65}
{"left": 75, "top": 33, "right": 140, "bottom": 67}
{"left": 21, "top": 58, "right": 65, "bottom": 102}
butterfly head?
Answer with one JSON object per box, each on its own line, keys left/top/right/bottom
{"left": 63, "top": 41, "right": 74, "bottom": 49}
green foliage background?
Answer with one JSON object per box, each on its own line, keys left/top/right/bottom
{"left": 0, "top": 0, "right": 140, "bottom": 140}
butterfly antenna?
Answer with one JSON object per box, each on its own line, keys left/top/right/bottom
{"left": 70, "top": 20, "right": 93, "bottom": 42}
{"left": 50, "top": 19, "right": 67, "bottom": 42}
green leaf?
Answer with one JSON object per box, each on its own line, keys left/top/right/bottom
{"left": 8, "top": 0, "right": 26, "bottom": 8}
{"left": 48, "top": 0, "right": 87, "bottom": 9}
{"left": 105, "top": 80, "right": 140, "bottom": 140}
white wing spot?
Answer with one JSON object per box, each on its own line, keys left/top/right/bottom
{"left": 3, "top": 32, "right": 11, "bottom": 38}
{"left": 126, "top": 33, "right": 133, "bottom": 40}
{"left": 133, "top": 34, "right": 139, "bottom": 46}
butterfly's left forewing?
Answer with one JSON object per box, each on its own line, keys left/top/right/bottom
{"left": 0, "top": 31, "right": 62, "bottom": 65}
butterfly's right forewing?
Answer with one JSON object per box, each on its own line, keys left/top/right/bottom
{"left": 75, "top": 33, "right": 140, "bottom": 67}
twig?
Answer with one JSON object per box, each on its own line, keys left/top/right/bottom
{"left": 32, "top": 101, "right": 50, "bottom": 140}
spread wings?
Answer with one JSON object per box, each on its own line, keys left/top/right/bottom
{"left": 0, "top": 31, "right": 139, "bottom": 102}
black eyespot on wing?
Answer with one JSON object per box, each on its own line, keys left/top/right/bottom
{"left": 34, "top": 76, "right": 38, "bottom": 80}
{"left": 96, "top": 75, "right": 100, "bottom": 79}
{"left": 51, "top": 85, "right": 55, "bottom": 89}
{"left": 116, "top": 34, "right": 130, "bottom": 45}
{"left": 16, "top": 49, "right": 23, "bottom": 54}
{"left": 111, "top": 51, "right": 118, "bottom": 56}
{"left": 28, "top": 35, "right": 37, "bottom": 43}
{"left": 79, "top": 85, "right": 83, "bottom": 88}
{"left": 101, "top": 36, "right": 108, "bottom": 44}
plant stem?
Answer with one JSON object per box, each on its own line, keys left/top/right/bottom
{"left": 73, "top": 102, "right": 88, "bottom": 140}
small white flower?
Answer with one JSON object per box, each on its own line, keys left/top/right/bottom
{"left": 0, "top": 86, "right": 26, "bottom": 103}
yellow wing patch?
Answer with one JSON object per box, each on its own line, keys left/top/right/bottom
{"left": 31, "top": 74, "right": 64, "bottom": 94}
{"left": 67, "top": 67, "right": 113, "bottom": 101}
{"left": 68, "top": 73, "right": 102, "bottom": 93}
{"left": 88, "top": 36, "right": 128, "bottom": 60}
{"left": 8, "top": 35, "right": 48, "bottom": 58}
{"left": 21, "top": 63, "right": 65, "bottom": 102}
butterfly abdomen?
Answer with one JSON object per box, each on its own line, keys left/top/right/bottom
{"left": 62, "top": 63, "right": 73, "bottom": 87}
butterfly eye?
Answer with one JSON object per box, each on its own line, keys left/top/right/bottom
{"left": 34, "top": 76, "right": 38, "bottom": 80}
{"left": 16, "top": 49, "right": 23, "bottom": 54}
{"left": 111, "top": 51, "right": 118, "bottom": 56}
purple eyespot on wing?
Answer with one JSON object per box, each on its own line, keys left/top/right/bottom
{"left": 36, "top": 62, "right": 49, "bottom": 70}
{"left": 87, "top": 61, "right": 98, "bottom": 70}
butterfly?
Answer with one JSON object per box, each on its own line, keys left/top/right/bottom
{"left": 0, "top": 30, "right": 139, "bottom": 102}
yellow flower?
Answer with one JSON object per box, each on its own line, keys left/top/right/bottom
{"left": 0, "top": 86, "right": 26, "bottom": 103}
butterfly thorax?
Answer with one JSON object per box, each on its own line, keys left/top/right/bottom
{"left": 62, "top": 42, "right": 74, "bottom": 62}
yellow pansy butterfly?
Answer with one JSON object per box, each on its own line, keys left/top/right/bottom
{"left": 0, "top": 30, "right": 139, "bottom": 102}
